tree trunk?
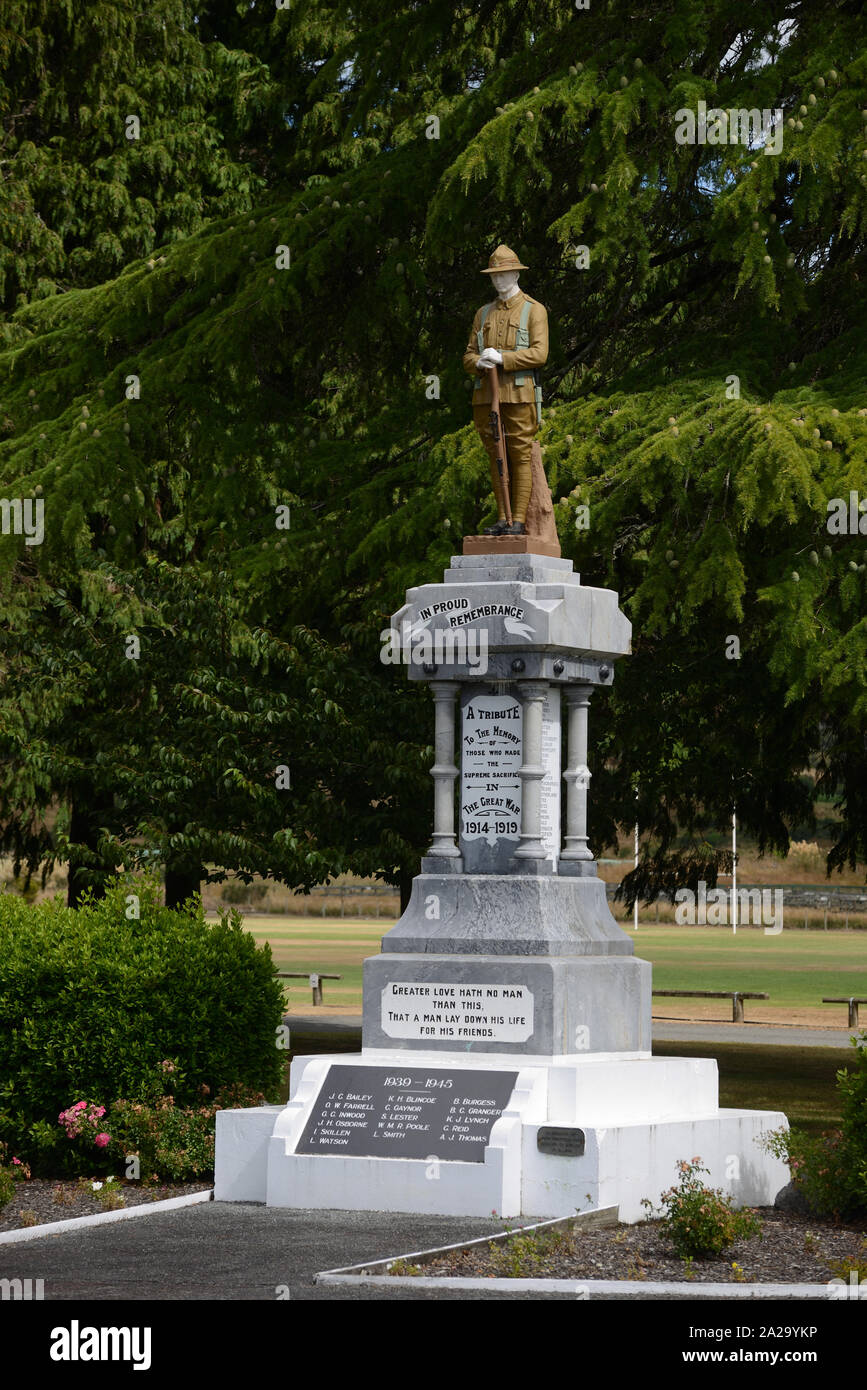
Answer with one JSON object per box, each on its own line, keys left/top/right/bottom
{"left": 399, "top": 864, "right": 414, "bottom": 917}
{"left": 164, "top": 864, "right": 202, "bottom": 910}
{"left": 66, "top": 795, "right": 112, "bottom": 908}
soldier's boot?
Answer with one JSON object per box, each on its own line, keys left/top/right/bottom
{"left": 483, "top": 519, "right": 510, "bottom": 536}
{"left": 501, "top": 522, "right": 526, "bottom": 536}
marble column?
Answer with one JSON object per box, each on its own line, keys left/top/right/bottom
{"left": 560, "top": 685, "right": 594, "bottom": 873}
{"left": 426, "top": 681, "right": 461, "bottom": 862}
{"left": 512, "top": 680, "right": 551, "bottom": 872}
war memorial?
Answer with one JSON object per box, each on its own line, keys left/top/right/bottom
{"left": 214, "top": 248, "right": 789, "bottom": 1222}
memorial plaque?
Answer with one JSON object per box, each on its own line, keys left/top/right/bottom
{"left": 536, "top": 1126, "right": 586, "bottom": 1157}
{"left": 460, "top": 692, "right": 523, "bottom": 859}
{"left": 295, "top": 1064, "right": 518, "bottom": 1162}
{"left": 459, "top": 687, "right": 561, "bottom": 872}
{"left": 381, "top": 981, "right": 534, "bottom": 1043}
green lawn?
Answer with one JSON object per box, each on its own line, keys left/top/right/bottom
{"left": 239, "top": 917, "right": 382, "bottom": 1011}
{"left": 631, "top": 925, "right": 867, "bottom": 1013}
{"left": 654, "top": 1040, "right": 858, "bottom": 1133}
{"left": 237, "top": 916, "right": 867, "bottom": 1018}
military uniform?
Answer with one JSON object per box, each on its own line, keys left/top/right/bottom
{"left": 464, "top": 247, "right": 548, "bottom": 526}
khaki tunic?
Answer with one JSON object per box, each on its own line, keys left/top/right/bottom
{"left": 463, "top": 290, "right": 549, "bottom": 405}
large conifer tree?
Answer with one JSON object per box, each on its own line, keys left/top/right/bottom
{"left": 0, "top": 0, "right": 865, "bottom": 903}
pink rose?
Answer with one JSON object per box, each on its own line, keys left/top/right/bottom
{"left": 94, "top": 1133, "right": 111, "bottom": 1148}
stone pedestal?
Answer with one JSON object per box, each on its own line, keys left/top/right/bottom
{"left": 214, "top": 548, "right": 789, "bottom": 1223}
{"left": 463, "top": 535, "right": 561, "bottom": 558}
{"left": 216, "top": 1051, "right": 788, "bottom": 1223}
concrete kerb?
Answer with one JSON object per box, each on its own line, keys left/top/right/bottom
{"left": 316, "top": 1205, "right": 618, "bottom": 1278}
{"left": 315, "top": 1205, "right": 835, "bottom": 1299}
{"left": 318, "top": 1273, "right": 834, "bottom": 1299}
{"left": 0, "top": 1187, "right": 213, "bottom": 1245}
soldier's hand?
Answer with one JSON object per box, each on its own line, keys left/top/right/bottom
{"left": 478, "top": 348, "right": 503, "bottom": 368}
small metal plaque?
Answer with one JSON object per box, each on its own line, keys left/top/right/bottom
{"left": 537, "top": 1126, "right": 585, "bottom": 1158}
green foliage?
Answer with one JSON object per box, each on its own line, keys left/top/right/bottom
{"left": 838, "top": 1033, "right": 867, "bottom": 1206}
{"left": 107, "top": 1098, "right": 213, "bottom": 1184}
{"left": 103, "top": 1062, "right": 266, "bottom": 1183}
{"left": 0, "top": 1139, "right": 30, "bottom": 1208}
{"left": 763, "top": 1125, "right": 860, "bottom": 1221}
{"left": 827, "top": 1239, "right": 867, "bottom": 1284}
{"left": 0, "top": 0, "right": 271, "bottom": 312}
{"left": 644, "top": 1158, "right": 762, "bottom": 1258}
{"left": 487, "top": 1233, "right": 545, "bottom": 1278}
{"left": 79, "top": 1176, "right": 126, "bottom": 1211}
{"left": 0, "top": 0, "right": 866, "bottom": 898}
{"left": 485, "top": 1225, "right": 575, "bottom": 1277}
{"left": 0, "top": 879, "right": 284, "bottom": 1170}
{"left": 764, "top": 1033, "right": 867, "bottom": 1219}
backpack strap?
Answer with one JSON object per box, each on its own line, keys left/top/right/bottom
{"left": 473, "top": 301, "right": 496, "bottom": 391}
{"left": 512, "top": 299, "right": 533, "bottom": 386}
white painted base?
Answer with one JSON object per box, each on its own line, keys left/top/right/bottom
{"left": 214, "top": 1051, "right": 789, "bottom": 1223}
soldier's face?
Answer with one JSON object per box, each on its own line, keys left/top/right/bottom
{"left": 491, "top": 271, "right": 519, "bottom": 297}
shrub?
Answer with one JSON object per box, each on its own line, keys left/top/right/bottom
{"left": 644, "top": 1158, "right": 761, "bottom": 1258}
{"left": 106, "top": 1077, "right": 264, "bottom": 1182}
{"left": 837, "top": 1033, "right": 867, "bottom": 1210}
{"left": 52, "top": 1060, "right": 265, "bottom": 1182}
{"left": 762, "top": 1032, "right": 867, "bottom": 1220}
{"left": 787, "top": 840, "right": 823, "bottom": 869}
{"left": 0, "top": 878, "right": 284, "bottom": 1172}
{"left": 0, "top": 1140, "right": 30, "bottom": 1209}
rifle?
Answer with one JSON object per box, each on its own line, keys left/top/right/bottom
{"left": 488, "top": 365, "right": 513, "bottom": 526}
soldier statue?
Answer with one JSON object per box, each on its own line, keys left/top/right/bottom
{"left": 463, "top": 245, "right": 549, "bottom": 537}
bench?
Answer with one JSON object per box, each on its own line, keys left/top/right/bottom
{"left": 278, "top": 972, "right": 342, "bottom": 1007}
{"left": 822, "top": 997, "right": 867, "bottom": 1029}
{"left": 653, "top": 989, "right": 769, "bottom": 1023}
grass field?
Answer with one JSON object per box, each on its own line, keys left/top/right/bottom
{"left": 654, "top": 1041, "right": 857, "bottom": 1133}
{"left": 236, "top": 916, "right": 867, "bottom": 1026}
{"left": 239, "top": 917, "right": 380, "bottom": 1011}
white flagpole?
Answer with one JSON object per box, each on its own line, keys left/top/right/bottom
{"left": 731, "top": 807, "right": 738, "bottom": 934}
{"left": 633, "top": 791, "right": 639, "bottom": 932}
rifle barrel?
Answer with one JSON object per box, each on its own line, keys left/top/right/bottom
{"left": 488, "top": 367, "right": 512, "bottom": 526}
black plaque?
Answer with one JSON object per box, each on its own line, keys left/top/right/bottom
{"left": 537, "top": 1126, "right": 586, "bottom": 1157}
{"left": 295, "top": 1065, "right": 519, "bottom": 1162}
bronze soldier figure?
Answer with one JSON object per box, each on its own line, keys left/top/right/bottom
{"left": 463, "top": 245, "right": 548, "bottom": 536}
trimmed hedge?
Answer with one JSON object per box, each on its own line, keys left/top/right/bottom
{"left": 0, "top": 879, "right": 284, "bottom": 1168}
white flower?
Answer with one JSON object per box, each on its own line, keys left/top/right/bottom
{"left": 92, "top": 1181, "right": 103, "bottom": 1191}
